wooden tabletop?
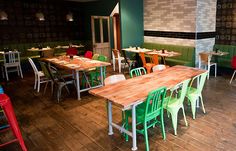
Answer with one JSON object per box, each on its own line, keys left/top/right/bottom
{"left": 89, "top": 65, "right": 206, "bottom": 109}
{"left": 201, "top": 51, "right": 229, "bottom": 56}
{"left": 27, "top": 47, "right": 53, "bottom": 52}
{"left": 43, "top": 55, "right": 111, "bottom": 71}
{"left": 122, "top": 47, "right": 153, "bottom": 53}
{"left": 55, "top": 44, "right": 84, "bottom": 49}
{"left": 146, "top": 50, "right": 181, "bottom": 57}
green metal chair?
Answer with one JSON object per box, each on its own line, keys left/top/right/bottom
{"left": 186, "top": 72, "right": 207, "bottom": 119}
{"left": 90, "top": 55, "right": 107, "bottom": 85}
{"left": 130, "top": 67, "right": 147, "bottom": 78}
{"left": 124, "top": 87, "right": 167, "bottom": 151}
{"left": 163, "top": 78, "right": 190, "bottom": 135}
{"left": 82, "top": 55, "right": 108, "bottom": 88}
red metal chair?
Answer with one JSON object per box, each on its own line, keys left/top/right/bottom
{"left": 66, "top": 47, "right": 78, "bottom": 56}
{"left": 230, "top": 56, "right": 236, "bottom": 84}
{"left": 84, "top": 51, "right": 93, "bottom": 59}
{"left": 0, "top": 94, "right": 27, "bottom": 151}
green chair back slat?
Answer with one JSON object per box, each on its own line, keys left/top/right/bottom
{"left": 130, "top": 67, "right": 146, "bottom": 78}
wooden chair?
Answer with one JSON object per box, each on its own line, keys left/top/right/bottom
{"left": 139, "top": 52, "right": 155, "bottom": 74}
{"left": 199, "top": 52, "right": 216, "bottom": 79}
{"left": 1, "top": 51, "right": 23, "bottom": 81}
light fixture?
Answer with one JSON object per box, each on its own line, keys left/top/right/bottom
{"left": 66, "top": 12, "right": 73, "bottom": 22}
{"left": 0, "top": 10, "right": 8, "bottom": 20}
{"left": 36, "top": 12, "right": 45, "bottom": 21}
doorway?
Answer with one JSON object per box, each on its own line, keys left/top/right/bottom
{"left": 91, "top": 16, "right": 111, "bottom": 61}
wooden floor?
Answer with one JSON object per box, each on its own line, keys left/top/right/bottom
{"left": 1, "top": 66, "right": 236, "bottom": 151}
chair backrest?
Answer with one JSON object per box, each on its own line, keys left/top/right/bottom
{"left": 42, "top": 50, "right": 54, "bottom": 58}
{"left": 152, "top": 54, "right": 159, "bottom": 65}
{"left": 3, "top": 51, "right": 20, "bottom": 65}
{"left": 92, "top": 54, "right": 99, "bottom": 60}
{"left": 139, "top": 52, "right": 147, "bottom": 66}
{"left": 104, "top": 74, "right": 126, "bottom": 85}
{"left": 130, "top": 67, "right": 147, "bottom": 78}
{"left": 152, "top": 64, "right": 166, "bottom": 72}
{"left": 144, "top": 86, "right": 167, "bottom": 122}
{"left": 39, "top": 61, "right": 52, "bottom": 80}
{"left": 231, "top": 56, "right": 236, "bottom": 69}
{"left": 98, "top": 55, "right": 108, "bottom": 62}
{"left": 112, "top": 49, "right": 120, "bottom": 59}
{"left": 189, "top": 71, "right": 208, "bottom": 93}
{"left": 84, "top": 51, "right": 93, "bottom": 59}
{"left": 199, "top": 52, "right": 211, "bottom": 64}
{"left": 66, "top": 47, "right": 78, "bottom": 56}
{"left": 167, "top": 78, "right": 191, "bottom": 106}
{"left": 28, "top": 58, "right": 39, "bottom": 74}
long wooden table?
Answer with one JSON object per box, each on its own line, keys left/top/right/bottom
{"left": 44, "top": 55, "right": 110, "bottom": 100}
{"left": 89, "top": 65, "right": 207, "bottom": 150}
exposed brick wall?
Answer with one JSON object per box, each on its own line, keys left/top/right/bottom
{"left": 144, "top": 0, "right": 217, "bottom": 66}
{"left": 144, "top": 0, "right": 196, "bottom": 32}
{"left": 196, "top": 0, "right": 217, "bottom": 32}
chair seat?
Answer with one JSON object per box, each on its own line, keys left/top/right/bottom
{"left": 163, "top": 97, "right": 179, "bottom": 108}
{"left": 115, "top": 57, "right": 125, "bottom": 60}
{"left": 38, "top": 71, "right": 45, "bottom": 77}
{"left": 4, "top": 63, "right": 20, "bottom": 67}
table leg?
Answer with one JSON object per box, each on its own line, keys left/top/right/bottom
{"left": 100, "top": 66, "right": 104, "bottom": 85}
{"left": 131, "top": 104, "right": 137, "bottom": 151}
{"left": 75, "top": 70, "right": 81, "bottom": 100}
{"left": 108, "top": 101, "right": 113, "bottom": 135}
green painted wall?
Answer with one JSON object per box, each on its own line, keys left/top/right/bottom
{"left": 120, "top": 0, "right": 144, "bottom": 48}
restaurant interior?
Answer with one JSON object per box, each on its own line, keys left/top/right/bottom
{"left": 0, "top": 0, "right": 236, "bottom": 150}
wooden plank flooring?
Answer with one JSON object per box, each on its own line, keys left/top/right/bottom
{"left": 1, "top": 66, "right": 236, "bottom": 151}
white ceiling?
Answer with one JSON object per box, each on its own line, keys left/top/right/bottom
{"left": 65, "top": 0, "right": 98, "bottom": 2}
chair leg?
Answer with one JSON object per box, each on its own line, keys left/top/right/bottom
{"left": 125, "top": 113, "right": 129, "bottom": 142}
{"left": 51, "top": 81, "right": 54, "bottom": 95}
{"left": 160, "top": 111, "right": 166, "bottom": 140}
{"left": 37, "top": 77, "right": 40, "bottom": 92}
{"left": 34, "top": 75, "right": 37, "bottom": 90}
{"left": 19, "top": 65, "right": 23, "bottom": 79}
{"left": 43, "top": 82, "right": 49, "bottom": 95}
{"left": 199, "top": 95, "right": 206, "bottom": 114}
{"left": 143, "top": 123, "right": 149, "bottom": 151}
{"left": 207, "top": 66, "right": 210, "bottom": 79}
{"left": 230, "top": 70, "right": 236, "bottom": 84}
{"left": 170, "top": 110, "right": 178, "bottom": 135}
{"left": 118, "top": 59, "right": 121, "bottom": 73}
{"left": 190, "top": 97, "right": 197, "bottom": 119}
{"left": 5, "top": 67, "right": 9, "bottom": 81}
{"left": 215, "top": 64, "right": 217, "bottom": 77}
{"left": 57, "top": 85, "right": 62, "bottom": 103}
{"left": 182, "top": 106, "right": 188, "bottom": 126}
{"left": 113, "top": 59, "right": 115, "bottom": 71}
